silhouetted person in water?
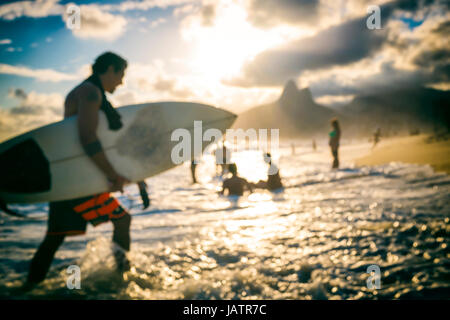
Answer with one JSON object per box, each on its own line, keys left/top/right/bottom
{"left": 191, "top": 159, "right": 197, "bottom": 184}
{"left": 215, "top": 143, "right": 230, "bottom": 176}
{"left": 220, "top": 163, "right": 253, "bottom": 196}
{"left": 329, "top": 118, "right": 341, "bottom": 169}
{"left": 254, "top": 153, "right": 283, "bottom": 190}
{"left": 312, "top": 139, "right": 317, "bottom": 151}
{"left": 372, "top": 127, "right": 381, "bottom": 148}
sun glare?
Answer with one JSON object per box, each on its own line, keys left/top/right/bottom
{"left": 184, "top": 2, "right": 304, "bottom": 83}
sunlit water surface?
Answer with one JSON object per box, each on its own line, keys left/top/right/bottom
{"left": 1, "top": 145, "right": 449, "bottom": 299}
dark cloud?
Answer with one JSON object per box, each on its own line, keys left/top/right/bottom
{"left": 8, "top": 105, "right": 61, "bottom": 116}
{"left": 227, "top": 0, "right": 446, "bottom": 88}
{"left": 412, "top": 48, "right": 450, "bottom": 69}
{"left": 309, "top": 62, "right": 444, "bottom": 99}
{"left": 227, "top": 16, "right": 385, "bottom": 87}
{"left": 8, "top": 88, "right": 27, "bottom": 100}
{"left": 247, "top": 0, "right": 319, "bottom": 28}
{"left": 431, "top": 20, "right": 450, "bottom": 35}
{"left": 9, "top": 105, "right": 42, "bottom": 115}
{"left": 6, "top": 87, "right": 62, "bottom": 116}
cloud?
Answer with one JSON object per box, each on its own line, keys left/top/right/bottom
{"left": 0, "top": 63, "right": 79, "bottom": 82}
{"left": 62, "top": 4, "right": 127, "bottom": 41}
{"left": 150, "top": 17, "right": 167, "bottom": 28}
{"left": 246, "top": 0, "right": 320, "bottom": 28}
{"left": 226, "top": 0, "right": 446, "bottom": 87}
{"left": 8, "top": 88, "right": 28, "bottom": 100}
{"left": 227, "top": 16, "right": 385, "bottom": 87}
{"left": 282, "top": 5, "right": 450, "bottom": 103}
{"left": 0, "top": 0, "right": 196, "bottom": 21}
{"left": 0, "top": 1, "right": 128, "bottom": 41}
{"left": 0, "top": 0, "right": 62, "bottom": 20}
{"left": 100, "top": 0, "right": 199, "bottom": 12}
{"left": 0, "top": 88, "right": 64, "bottom": 141}
{"left": 199, "top": 4, "right": 216, "bottom": 26}
{"left": 127, "top": 62, "right": 194, "bottom": 99}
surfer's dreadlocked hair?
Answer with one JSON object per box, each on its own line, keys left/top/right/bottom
{"left": 92, "top": 52, "right": 128, "bottom": 75}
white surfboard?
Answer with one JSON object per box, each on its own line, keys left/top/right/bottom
{"left": 0, "top": 102, "right": 236, "bottom": 204}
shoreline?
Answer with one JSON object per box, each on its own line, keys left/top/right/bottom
{"left": 293, "top": 134, "right": 450, "bottom": 175}
{"left": 352, "top": 134, "right": 450, "bottom": 175}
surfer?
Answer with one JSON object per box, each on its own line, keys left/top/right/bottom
{"left": 23, "top": 52, "right": 132, "bottom": 291}
{"left": 253, "top": 153, "right": 283, "bottom": 191}
{"left": 219, "top": 163, "right": 253, "bottom": 196}
{"left": 329, "top": 118, "right": 341, "bottom": 169}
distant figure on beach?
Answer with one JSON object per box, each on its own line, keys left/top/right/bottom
{"left": 254, "top": 153, "right": 283, "bottom": 191}
{"left": 372, "top": 128, "right": 381, "bottom": 148}
{"left": 312, "top": 139, "right": 317, "bottom": 151}
{"left": 191, "top": 159, "right": 197, "bottom": 184}
{"left": 329, "top": 118, "right": 341, "bottom": 169}
{"left": 291, "top": 143, "right": 295, "bottom": 155}
{"left": 137, "top": 180, "right": 150, "bottom": 209}
{"left": 219, "top": 163, "right": 253, "bottom": 196}
{"left": 22, "top": 52, "right": 132, "bottom": 291}
{"left": 216, "top": 143, "right": 231, "bottom": 176}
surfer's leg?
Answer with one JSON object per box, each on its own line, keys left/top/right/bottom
{"left": 112, "top": 213, "right": 131, "bottom": 251}
{"left": 112, "top": 214, "right": 131, "bottom": 272}
{"left": 26, "top": 234, "right": 65, "bottom": 286}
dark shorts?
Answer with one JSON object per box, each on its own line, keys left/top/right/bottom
{"left": 47, "top": 193, "right": 129, "bottom": 236}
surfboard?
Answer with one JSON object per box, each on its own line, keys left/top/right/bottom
{"left": 0, "top": 102, "right": 236, "bottom": 204}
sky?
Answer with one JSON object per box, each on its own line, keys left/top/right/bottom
{"left": 0, "top": 0, "right": 448, "bottom": 140}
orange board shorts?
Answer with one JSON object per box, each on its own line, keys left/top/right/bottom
{"left": 47, "top": 193, "right": 129, "bottom": 236}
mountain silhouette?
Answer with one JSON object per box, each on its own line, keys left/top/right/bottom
{"left": 233, "top": 80, "right": 450, "bottom": 138}
{"left": 340, "top": 86, "right": 450, "bottom": 136}
{"left": 233, "top": 80, "right": 336, "bottom": 137}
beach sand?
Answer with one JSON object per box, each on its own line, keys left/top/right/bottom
{"left": 353, "top": 134, "right": 450, "bottom": 175}
{"left": 297, "top": 134, "right": 450, "bottom": 175}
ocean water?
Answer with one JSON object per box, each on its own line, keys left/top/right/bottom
{"left": 1, "top": 145, "right": 449, "bottom": 300}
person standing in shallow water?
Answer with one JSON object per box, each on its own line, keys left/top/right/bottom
{"left": 191, "top": 159, "right": 197, "bottom": 184}
{"left": 329, "top": 118, "right": 341, "bottom": 169}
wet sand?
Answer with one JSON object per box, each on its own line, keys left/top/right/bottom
{"left": 354, "top": 135, "right": 450, "bottom": 175}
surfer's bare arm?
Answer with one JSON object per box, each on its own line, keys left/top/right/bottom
{"left": 77, "top": 84, "right": 129, "bottom": 192}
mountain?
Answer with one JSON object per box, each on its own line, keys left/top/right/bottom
{"left": 340, "top": 86, "right": 450, "bottom": 137}
{"left": 232, "top": 80, "right": 337, "bottom": 137}
{"left": 233, "top": 80, "right": 450, "bottom": 138}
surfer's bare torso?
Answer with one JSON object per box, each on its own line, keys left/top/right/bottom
{"left": 64, "top": 82, "right": 101, "bottom": 118}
